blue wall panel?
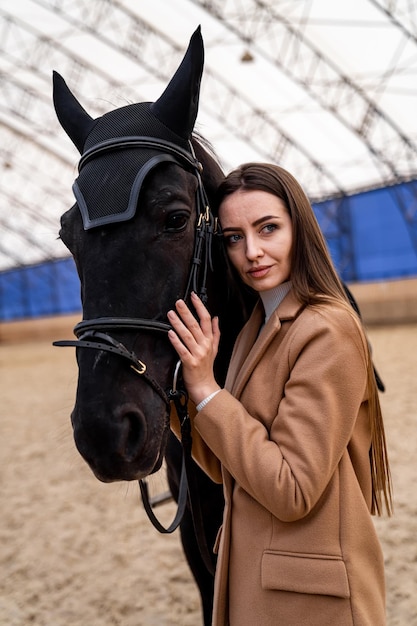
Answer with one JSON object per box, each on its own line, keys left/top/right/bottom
{"left": 0, "top": 257, "right": 81, "bottom": 321}
{"left": 313, "top": 180, "right": 417, "bottom": 282}
{"left": 1, "top": 180, "right": 417, "bottom": 321}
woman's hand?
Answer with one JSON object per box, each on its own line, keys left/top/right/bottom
{"left": 167, "top": 292, "right": 221, "bottom": 406}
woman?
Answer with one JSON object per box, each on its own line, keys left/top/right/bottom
{"left": 167, "top": 163, "right": 392, "bottom": 626}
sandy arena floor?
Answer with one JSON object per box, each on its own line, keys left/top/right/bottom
{"left": 1, "top": 321, "right": 416, "bottom": 625}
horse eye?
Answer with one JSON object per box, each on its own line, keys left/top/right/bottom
{"left": 164, "top": 212, "right": 189, "bottom": 232}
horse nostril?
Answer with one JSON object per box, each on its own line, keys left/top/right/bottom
{"left": 118, "top": 407, "right": 147, "bottom": 463}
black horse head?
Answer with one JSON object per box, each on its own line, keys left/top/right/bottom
{"left": 53, "top": 28, "right": 236, "bottom": 482}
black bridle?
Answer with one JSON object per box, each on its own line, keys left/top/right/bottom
{"left": 53, "top": 136, "right": 218, "bottom": 574}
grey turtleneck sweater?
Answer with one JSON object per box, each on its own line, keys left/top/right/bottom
{"left": 259, "top": 281, "right": 292, "bottom": 325}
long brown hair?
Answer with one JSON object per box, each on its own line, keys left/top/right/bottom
{"left": 217, "top": 162, "right": 392, "bottom": 516}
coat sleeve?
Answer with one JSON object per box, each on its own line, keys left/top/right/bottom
{"left": 193, "top": 308, "right": 369, "bottom": 522}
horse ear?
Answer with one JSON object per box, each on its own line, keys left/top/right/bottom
{"left": 151, "top": 26, "right": 204, "bottom": 140}
{"left": 52, "top": 71, "right": 95, "bottom": 154}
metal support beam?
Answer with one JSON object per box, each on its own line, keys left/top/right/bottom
{"left": 193, "top": 0, "right": 417, "bottom": 182}
{"left": 29, "top": 0, "right": 346, "bottom": 198}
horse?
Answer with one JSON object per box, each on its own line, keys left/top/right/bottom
{"left": 52, "top": 27, "right": 384, "bottom": 625}
{"left": 52, "top": 28, "right": 254, "bottom": 625}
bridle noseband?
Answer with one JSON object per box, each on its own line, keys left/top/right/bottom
{"left": 53, "top": 136, "right": 218, "bottom": 574}
{"left": 55, "top": 317, "right": 173, "bottom": 407}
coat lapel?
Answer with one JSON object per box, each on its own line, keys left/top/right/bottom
{"left": 226, "top": 290, "right": 304, "bottom": 398}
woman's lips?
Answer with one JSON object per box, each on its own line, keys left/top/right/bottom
{"left": 247, "top": 266, "right": 271, "bottom": 278}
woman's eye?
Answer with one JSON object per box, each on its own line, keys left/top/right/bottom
{"left": 164, "top": 213, "right": 188, "bottom": 232}
{"left": 262, "top": 223, "right": 277, "bottom": 234}
{"left": 225, "top": 234, "right": 242, "bottom": 245}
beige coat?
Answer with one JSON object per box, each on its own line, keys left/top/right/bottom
{"left": 173, "top": 290, "right": 386, "bottom": 626}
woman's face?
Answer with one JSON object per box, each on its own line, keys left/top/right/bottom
{"left": 219, "top": 189, "right": 293, "bottom": 292}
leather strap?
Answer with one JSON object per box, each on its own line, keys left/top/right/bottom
{"left": 139, "top": 453, "right": 189, "bottom": 534}
{"left": 53, "top": 331, "right": 170, "bottom": 407}
{"left": 74, "top": 317, "right": 172, "bottom": 336}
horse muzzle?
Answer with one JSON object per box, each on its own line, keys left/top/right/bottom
{"left": 71, "top": 397, "right": 169, "bottom": 482}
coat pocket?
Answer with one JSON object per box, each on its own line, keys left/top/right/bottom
{"left": 261, "top": 550, "right": 350, "bottom": 598}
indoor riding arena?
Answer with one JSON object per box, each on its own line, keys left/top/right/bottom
{"left": 1, "top": 283, "right": 417, "bottom": 626}
{"left": 1, "top": 2, "right": 417, "bottom": 625}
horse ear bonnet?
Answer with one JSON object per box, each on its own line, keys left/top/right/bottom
{"left": 53, "top": 27, "right": 204, "bottom": 230}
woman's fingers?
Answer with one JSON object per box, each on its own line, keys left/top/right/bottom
{"left": 167, "top": 302, "right": 198, "bottom": 349}
{"left": 168, "top": 293, "right": 213, "bottom": 344}
{"left": 190, "top": 292, "right": 214, "bottom": 334}
{"left": 167, "top": 326, "right": 190, "bottom": 358}
{"left": 167, "top": 294, "right": 220, "bottom": 404}
{"left": 211, "top": 313, "right": 221, "bottom": 353}
{"left": 175, "top": 299, "right": 202, "bottom": 339}
{"left": 167, "top": 294, "right": 220, "bottom": 365}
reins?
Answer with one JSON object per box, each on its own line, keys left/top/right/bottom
{"left": 53, "top": 136, "right": 217, "bottom": 575}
